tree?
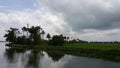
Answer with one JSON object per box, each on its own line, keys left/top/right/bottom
{"left": 67, "top": 37, "right": 69, "bottom": 42}
{"left": 49, "top": 34, "right": 65, "bottom": 46}
{"left": 41, "top": 30, "right": 45, "bottom": 40}
{"left": 4, "top": 28, "right": 18, "bottom": 43}
{"left": 28, "top": 26, "right": 42, "bottom": 45}
{"left": 46, "top": 33, "right": 51, "bottom": 40}
{"left": 22, "top": 26, "right": 43, "bottom": 45}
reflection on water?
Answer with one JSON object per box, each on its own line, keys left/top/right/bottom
{"left": 4, "top": 48, "right": 26, "bottom": 63}
{"left": 4, "top": 48, "right": 65, "bottom": 68}
{"left": 47, "top": 51, "right": 65, "bottom": 62}
{"left": 26, "top": 50, "right": 43, "bottom": 68}
{"left": 0, "top": 42, "right": 120, "bottom": 68}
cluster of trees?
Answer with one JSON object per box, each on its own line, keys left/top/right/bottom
{"left": 4, "top": 26, "right": 45, "bottom": 45}
{"left": 4, "top": 25, "right": 87, "bottom": 46}
{"left": 46, "top": 34, "right": 88, "bottom": 45}
{"left": 47, "top": 34, "right": 66, "bottom": 46}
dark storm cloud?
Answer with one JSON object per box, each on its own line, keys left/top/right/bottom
{"left": 39, "top": 0, "right": 120, "bottom": 32}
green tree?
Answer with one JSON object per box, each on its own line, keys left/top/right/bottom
{"left": 22, "top": 26, "right": 26, "bottom": 36}
{"left": 22, "top": 26, "right": 43, "bottom": 45}
{"left": 41, "top": 30, "right": 45, "bottom": 40}
{"left": 49, "top": 34, "right": 65, "bottom": 46}
{"left": 46, "top": 33, "right": 51, "bottom": 40}
{"left": 4, "top": 28, "right": 18, "bottom": 43}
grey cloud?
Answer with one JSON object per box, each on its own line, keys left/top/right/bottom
{"left": 1, "top": 0, "right": 120, "bottom": 41}
{"left": 39, "top": 0, "right": 120, "bottom": 32}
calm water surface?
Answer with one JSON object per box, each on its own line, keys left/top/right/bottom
{"left": 0, "top": 42, "right": 120, "bottom": 68}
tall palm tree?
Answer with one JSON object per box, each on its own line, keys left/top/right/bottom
{"left": 4, "top": 28, "right": 18, "bottom": 43}
{"left": 41, "top": 30, "right": 45, "bottom": 40}
{"left": 46, "top": 33, "right": 51, "bottom": 40}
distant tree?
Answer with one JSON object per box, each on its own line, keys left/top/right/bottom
{"left": 49, "top": 34, "right": 65, "bottom": 46}
{"left": 28, "top": 26, "right": 42, "bottom": 45}
{"left": 16, "top": 36, "right": 26, "bottom": 44}
{"left": 4, "top": 28, "right": 18, "bottom": 43}
{"left": 67, "top": 37, "right": 69, "bottom": 41}
{"left": 21, "top": 26, "right": 44, "bottom": 45}
{"left": 22, "top": 26, "right": 28, "bottom": 32}
{"left": 4, "top": 25, "right": 46, "bottom": 45}
{"left": 46, "top": 33, "right": 51, "bottom": 40}
{"left": 22, "top": 26, "right": 28, "bottom": 37}
{"left": 41, "top": 30, "right": 45, "bottom": 40}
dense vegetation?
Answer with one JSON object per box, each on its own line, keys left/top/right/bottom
{"left": 4, "top": 25, "right": 120, "bottom": 52}
{"left": 4, "top": 25, "right": 88, "bottom": 46}
{"left": 4, "top": 25, "right": 120, "bottom": 62}
{"left": 4, "top": 26, "right": 44, "bottom": 45}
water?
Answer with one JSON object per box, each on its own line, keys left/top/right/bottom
{"left": 1, "top": 42, "right": 120, "bottom": 68}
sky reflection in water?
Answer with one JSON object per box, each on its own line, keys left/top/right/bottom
{"left": 0, "top": 42, "right": 120, "bottom": 68}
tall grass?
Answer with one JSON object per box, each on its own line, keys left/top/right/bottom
{"left": 65, "top": 43, "right": 120, "bottom": 51}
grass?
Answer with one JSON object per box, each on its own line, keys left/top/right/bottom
{"left": 35, "top": 43, "right": 120, "bottom": 62}
{"left": 9, "top": 43, "right": 120, "bottom": 62}
{"left": 36, "top": 43, "right": 120, "bottom": 52}
{"left": 9, "top": 43, "right": 120, "bottom": 52}
{"left": 65, "top": 43, "right": 120, "bottom": 51}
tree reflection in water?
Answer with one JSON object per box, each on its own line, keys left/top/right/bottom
{"left": 25, "top": 50, "right": 43, "bottom": 68}
{"left": 46, "top": 50, "right": 65, "bottom": 62}
{"left": 4, "top": 48, "right": 26, "bottom": 63}
{"left": 4, "top": 48, "right": 65, "bottom": 68}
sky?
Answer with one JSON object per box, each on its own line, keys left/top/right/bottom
{"left": 0, "top": 0, "right": 120, "bottom": 41}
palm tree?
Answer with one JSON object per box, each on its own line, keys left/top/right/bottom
{"left": 67, "top": 37, "right": 69, "bottom": 41}
{"left": 46, "top": 33, "right": 51, "bottom": 40}
{"left": 22, "top": 26, "right": 29, "bottom": 38}
{"left": 41, "top": 30, "right": 45, "bottom": 40}
{"left": 4, "top": 28, "right": 18, "bottom": 43}
{"left": 27, "top": 26, "right": 43, "bottom": 45}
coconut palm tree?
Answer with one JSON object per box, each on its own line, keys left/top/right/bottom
{"left": 4, "top": 28, "right": 18, "bottom": 43}
{"left": 41, "top": 30, "right": 45, "bottom": 40}
{"left": 46, "top": 33, "right": 51, "bottom": 40}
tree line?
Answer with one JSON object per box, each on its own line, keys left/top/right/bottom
{"left": 4, "top": 26, "right": 44, "bottom": 45}
{"left": 4, "top": 25, "right": 88, "bottom": 46}
{"left": 4, "top": 25, "right": 120, "bottom": 46}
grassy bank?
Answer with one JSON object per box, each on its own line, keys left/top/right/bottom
{"left": 9, "top": 43, "right": 120, "bottom": 51}
{"left": 37, "top": 43, "right": 120, "bottom": 51}
{"left": 37, "top": 43, "right": 120, "bottom": 62}
{"left": 65, "top": 43, "right": 120, "bottom": 51}
{"left": 7, "top": 43, "right": 120, "bottom": 62}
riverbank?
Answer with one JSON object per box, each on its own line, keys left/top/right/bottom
{"left": 37, "top": 43, "right": 120, "bottom": 62}
{"left": 6, "top": 43, "right": 120, "bottom": 62}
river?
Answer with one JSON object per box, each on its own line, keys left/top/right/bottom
{"left": 0, "top": 42, "right": 120, "bottom": 68}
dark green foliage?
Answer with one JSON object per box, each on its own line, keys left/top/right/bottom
{"left": 16, "top": 36, "right": 26, "bottom": 44}
{"left": 4, "top": 26, "right": 45, "bottom": 45}
{"left": 23, "top": 26, "right": 43, "bottom": 45}
{"left": 49, "top": 34, "right": 65, "bottom": 46}
{"left": 16, "top": 36, "right": 31, "bottom": 45}
{"left": 4, "top": 28, "right": 18, "bottom": 43}
{"left": 46, "top": 33, "right": 51, "bottom": 40}
{"left": 69, "top": 39, "right": 88, "bottom": 43}
{"left": 4, "top": 25, "right": 88, "bottom": 46}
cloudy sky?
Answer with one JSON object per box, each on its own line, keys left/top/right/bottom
{"left": 1, "top": 0, "right": 120, "bottom": 41}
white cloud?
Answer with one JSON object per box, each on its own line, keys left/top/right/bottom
{"left": 79, "top": 29, "right": 120, "bottom": 41}
{"left": 0, "top": 8, "right": 70, "bottom": 40}
{"left": 35, "top": 0, "right": 120, "bottom": 41}
{"left": 1, "top": 0, "right": 120, "bottom": 41}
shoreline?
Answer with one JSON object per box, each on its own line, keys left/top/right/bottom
{"left": 6, "top": 43, "right": 120, "bottom": 62}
